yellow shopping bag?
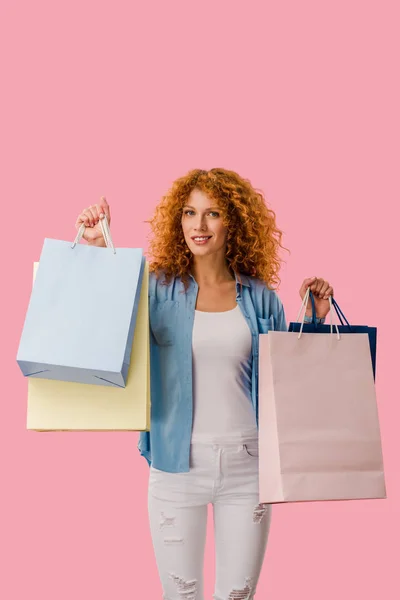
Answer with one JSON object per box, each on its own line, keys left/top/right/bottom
{"left": 26, "top": 261, "right": 150, "bottom": 431}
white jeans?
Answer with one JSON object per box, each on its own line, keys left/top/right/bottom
{"left": 147, "top": 433, "right": 272, "bottom": 600}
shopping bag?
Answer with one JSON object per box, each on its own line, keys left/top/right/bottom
{"left": 17, "top": 217, "right": 144, "bottom": 387}
{"left": 26, "top": 261, "right": 150, "bottom": 431}
{"left": 288, "top": 291, "right": 377, "bottom": 380}
{"left": 258, "top": 288, "right": 386, "bottom": 503}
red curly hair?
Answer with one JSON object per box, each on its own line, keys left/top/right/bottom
{"left": 145, "top": 168, "right": 289, "bottom": 290}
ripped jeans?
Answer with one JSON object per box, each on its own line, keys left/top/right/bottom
{"left": 147, "top": 433, "right": 272, "bottom": 600}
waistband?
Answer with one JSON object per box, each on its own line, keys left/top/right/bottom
{"left": 190, "top": 430, "right": 259, "bottom": 445}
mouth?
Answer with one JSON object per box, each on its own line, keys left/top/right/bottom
{"left": 191, "top": 235, "right": 212, "bottom": 245}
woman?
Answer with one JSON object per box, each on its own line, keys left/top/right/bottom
{"left": 76, "top": 168, "right": 333, "bottom": 600}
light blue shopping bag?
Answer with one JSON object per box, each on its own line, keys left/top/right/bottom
{"left": 17, "top": 217, "right": 145, "bottom": 387}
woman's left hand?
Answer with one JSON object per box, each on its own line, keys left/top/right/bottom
{"left": 299, "top": 277, "right": 334, "bottom": 319}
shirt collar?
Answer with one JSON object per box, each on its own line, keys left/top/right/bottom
{"left": 234, "top": 271, "right": 251, "bottom": 287}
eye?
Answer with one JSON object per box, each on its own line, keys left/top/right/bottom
{"left": 183, "top": 209, "right": 220, "bottom": 217}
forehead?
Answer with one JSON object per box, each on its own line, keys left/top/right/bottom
{"left": 186, "top": 188, "right": 219, "bottom": 208}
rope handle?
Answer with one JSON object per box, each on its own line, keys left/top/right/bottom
{"left": 71, "top": 214, "right": 116, "bottom": 254}
{"left": 295, "top": 287, "right": 340, "bottom": 340}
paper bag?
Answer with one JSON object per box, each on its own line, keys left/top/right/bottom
{"left": 26, "top": 261, "right": 150, "bottom": 431}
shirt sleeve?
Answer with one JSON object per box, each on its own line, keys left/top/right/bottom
{"left": 138, "top": 431, "right": 152, "bottom": 467}
{"left": 265, "top": 287, "right": 288, "bottom": 332}
{"left": 303, "top": 314, "right": 326, "bottom": 325}
{"left": 275, "top": 295, "right": 288, "bottom": 331}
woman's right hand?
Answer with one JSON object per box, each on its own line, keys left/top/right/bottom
{"left": 75, "top": 196, "right": 111, "bottom": 246}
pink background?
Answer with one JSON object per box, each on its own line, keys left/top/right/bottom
{"left": 1, "top": 1, "right": 398, "bottom": 598}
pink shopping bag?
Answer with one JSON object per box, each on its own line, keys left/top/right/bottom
{"left": 258, "top": 290, "right": 386, "bottom": 503}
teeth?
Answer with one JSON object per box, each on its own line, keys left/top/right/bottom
{"left": 194, "top": 237, "right": 210, "bottom": 241}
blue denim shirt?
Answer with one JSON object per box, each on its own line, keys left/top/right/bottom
{"left": 138, "top": 270, "right": 324, "bottom": 472}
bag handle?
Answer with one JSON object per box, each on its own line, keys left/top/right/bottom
{"left": 296, "top": 287, "right": 351, "bottom": 328}
{"left": 331, "top": 297, "right": 351, "bottom": 329}
{"left": 309, "top": 293, "right": 351, "bottom": 329}
{"left": 296, "top": 287, "right": 340, "bottom": 340}
{"left": 71, "top": 215, "right": 116, "bottom": 254}
{"left": 298, "top": 287, "right": 349, "bottom": 328}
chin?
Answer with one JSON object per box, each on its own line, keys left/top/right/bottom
{"left": 190, "top": 246, "right": 211, "bottom": 255}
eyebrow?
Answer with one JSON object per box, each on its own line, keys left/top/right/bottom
{"left": 183, "top": 205, "right": 220, "bottom": 210}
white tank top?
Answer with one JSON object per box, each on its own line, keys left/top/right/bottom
{"left": 191, "top": 304, "right": 258, "bottom": 442}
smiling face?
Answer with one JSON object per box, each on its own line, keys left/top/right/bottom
{"left": 181, "top": 188, "right": 228, "bottom": 259}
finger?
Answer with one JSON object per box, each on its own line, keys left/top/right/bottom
{"left": 311, "top": 278, "right": 325, "bottom": 295}
{"left": 75, "top": 210, "right": 91, "bottom": 230}
{"left": 299, "top": 276, "right": 316, "bottom": 298}
{"left": 309, "top": 278, "right": 319, "bottom": 294}
{"left": 82, "top": 227, "right": 98, "bottom": 242}
{"left": 323, "top": 286, "right": 334, "bottom": 300}
{"left": 316, "top": 278, "right": 326, "bottom": 294}
{"left": 86, "top": 206, "right": 99, "bottom": 227}
{"left": 317, "top": 281, "right": 330, "bottom": 298}
{"left": 77, "top": 208, "right": 95, "bottom": 228}
{"left": 82, "top": 222, "right": 104, "bottom": 242}
{"left": 99, "top": 196, "right": 111, "bottom": 221}
{"left": 94, "top": 203, "right": 106, "bottom": 221}
{"left": 304, "top": 276, "right": 317, "bottom": 288}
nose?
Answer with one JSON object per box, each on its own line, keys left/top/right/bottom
{"left": 194, "top": 216, "right": 207, "bottom": 231}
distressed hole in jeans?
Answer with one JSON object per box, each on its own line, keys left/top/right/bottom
{"left": 164, "top": 537, "right": 184, "bottom": 545}
{"left": 160, "top": 512, "right": 175, "bottom": 529}
{"left": 169, "top": 573, "right": 197, "bottom": 600}
{"left": 228, "top": 576, "right": 254, "bottom": 599}
{"left": 253, "top": 503, "right": 269, "bottom": 523}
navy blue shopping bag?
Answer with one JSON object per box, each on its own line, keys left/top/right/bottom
{"left": 288, "top": 292, "right": 377, "bottom": 380}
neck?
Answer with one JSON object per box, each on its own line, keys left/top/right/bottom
{"left": 191, "top": 254, "right": 235, "bottom": 286}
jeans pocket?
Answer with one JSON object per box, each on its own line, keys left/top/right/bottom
{"left": 243, "top": 443, "right": 259, "bottom": 458}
